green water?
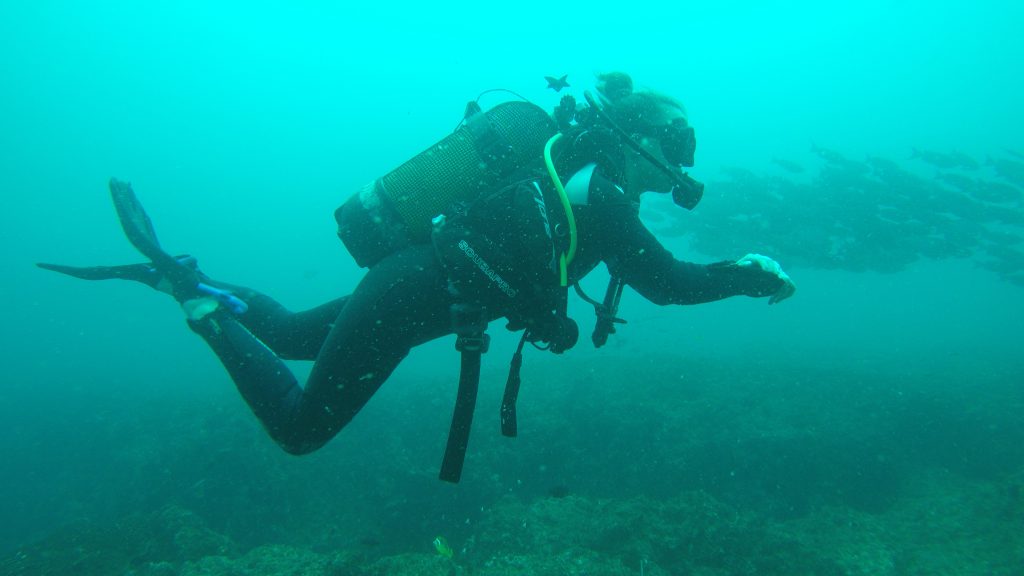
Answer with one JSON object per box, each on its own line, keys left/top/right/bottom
{"left": 1, "top": 1, "right": 1022, "bottom": 574}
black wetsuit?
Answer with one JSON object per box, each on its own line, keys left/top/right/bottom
{"left": 187, "top": 169, "right": 782, "bottom": 455}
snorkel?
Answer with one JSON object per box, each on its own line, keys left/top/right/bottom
{"left": 582, "top": 91, "right": 705, "bottom": 210}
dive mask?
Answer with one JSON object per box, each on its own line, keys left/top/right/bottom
{"left": 656, "top": 118, "right": 696, "bottom": 168}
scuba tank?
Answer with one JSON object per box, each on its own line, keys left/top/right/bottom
{"left": 335, "top": 101, "right": 558, "bottom": 268}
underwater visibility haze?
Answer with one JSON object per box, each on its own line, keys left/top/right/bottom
{"left": 1, "top": 1, "right": 1023, "bottom": 574}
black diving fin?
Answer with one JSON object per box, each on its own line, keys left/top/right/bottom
{"left": 37, "top": 179, "right": 248, "bottom": 314}
{"left": 107, "top": 178, "right": 200, "bottom": 296}
{"left": 36, "top": 260, "right": 172, "bottom": 288}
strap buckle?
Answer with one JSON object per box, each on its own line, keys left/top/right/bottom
{"left": 455, "top": 333, "right": 490, "bottom": 354}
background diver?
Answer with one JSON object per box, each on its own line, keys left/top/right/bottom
{"left": 39, "top": 72, "right": 796, "bottom": 483}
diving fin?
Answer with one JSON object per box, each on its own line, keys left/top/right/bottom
{"left": 109, "top": 178, "right": 161, "bottom": 257}
{"left": 37, "top": 179, "right": 248, "bottom": 314}
{"left": 36, "top": 261, "right": 167, "bottom": 287}
{"left": 107, "top": 179, "right": 247, "bottom": 313}
{"left": 108, "top": 178, "right": 198, "bottom": 294}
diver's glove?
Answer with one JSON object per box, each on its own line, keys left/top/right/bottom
{"left": 735, "top": 253, "right": 796, "bottom": 305}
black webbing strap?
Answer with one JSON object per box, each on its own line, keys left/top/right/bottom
{"left": 439, "top": 303, "right": 490, "bottom": 484}
{"left": 439, "top": 336, "right": 486, "bottom": 483}
{"left": 500, "top": 333, "right": 529, "bottom": 437}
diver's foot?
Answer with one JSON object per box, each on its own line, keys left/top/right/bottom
{"left": 182, "top": 296, "right": 222, "bottom": 321}
{"left": 152, "top": 256, "right": 204, "bottom": 298}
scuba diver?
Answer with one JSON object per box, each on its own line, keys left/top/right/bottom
{"left": 39, "top": 72, "right": 795, "bottom": 483}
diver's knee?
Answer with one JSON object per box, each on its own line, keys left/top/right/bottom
{"left": 278, "top": 437, "right": 327, "bottom": 456}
